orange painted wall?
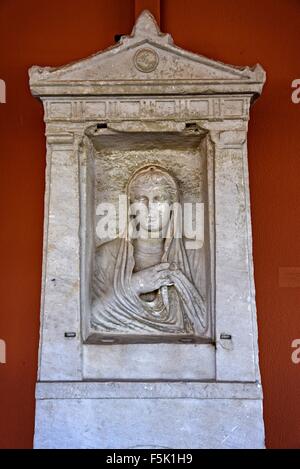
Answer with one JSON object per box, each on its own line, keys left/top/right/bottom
{"left": 0, "top": 0, "right": 299, "bottom": 448}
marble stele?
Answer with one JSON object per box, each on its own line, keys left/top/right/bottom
{"left": 29, "top": 11, "right": 266, "bottom": 448}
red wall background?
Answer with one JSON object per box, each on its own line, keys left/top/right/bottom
{"left": 0, "top": 0, "right": 299, "bottom": 448}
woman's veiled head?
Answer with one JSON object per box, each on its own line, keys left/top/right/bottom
{"left": 128, "top": 166, "right": 178, "bottom": 237}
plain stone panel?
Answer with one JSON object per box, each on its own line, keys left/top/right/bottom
{"left": 40, "top": 147, "right": 82, "bottom": 381}
{"left": 40, "top": 276, "right": 82, "bottom": 381}
{"left": 215, "top": 269, "right": 256, "bottom": 381}
{"left": 83, "top": 343, "right": 216, "bottom": 381}
{"left": 214, "top": 148, "right": 249, "bottom": 272}
{"left": 214, "top": 144, "right": 257, "bottom": 382}
{"left": 34, "top": 398, "right": 265, "bottom": 449}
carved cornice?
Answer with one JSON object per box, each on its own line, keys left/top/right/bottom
{"left": 29, "top": 11, "right": 265, "bottom": 98}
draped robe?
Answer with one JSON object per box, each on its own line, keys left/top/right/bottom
{"left": 91, "top": 233, "right": 207, "bottom": 336}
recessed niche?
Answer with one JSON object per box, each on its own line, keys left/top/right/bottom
{"left": 80, "top": 124, "right": 214, "bottom": 345}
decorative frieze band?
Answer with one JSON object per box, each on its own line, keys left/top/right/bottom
{"left": 44, "top": 96, "right": 251, "bottom": 123}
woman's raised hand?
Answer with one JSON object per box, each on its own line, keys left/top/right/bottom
{"left": 131, "top": 263, "right": 174, "bottom": 295}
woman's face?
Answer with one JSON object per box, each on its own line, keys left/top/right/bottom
{"left": 129, "top": 170, "right": 176, "bottom": 237}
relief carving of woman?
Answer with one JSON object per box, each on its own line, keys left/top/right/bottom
{"left": 91, "top": 165, "right": 207, "bottom": 338}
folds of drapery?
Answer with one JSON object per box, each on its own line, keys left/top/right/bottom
{"left": 91, "top": 234, "right": 207, "bottom": 335}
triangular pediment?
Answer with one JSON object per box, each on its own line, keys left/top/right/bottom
{"left": 29, "top": 10, "right": 265, "bottom": 96}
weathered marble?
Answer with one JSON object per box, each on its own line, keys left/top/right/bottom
{"left": 35, "top": 394, "right": 264, "bottom": 449}
{"left": 36, "top": 382, "right": 263, "bottom": 400}
{"left": 83, "top": 344, "right": 215, "bottom": 380}
{"left": 29, "top": 10, "right": 266, "bottom": 448}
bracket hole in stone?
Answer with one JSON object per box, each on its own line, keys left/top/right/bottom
{"left": 220, "top": 333, "right": 232, "bottom": 340}
{"left": 64, "top": 332, "right": 76, "bottom": 338}
{"left": 96, "top": 123, "right": 108, "bottom": 130}
{"left": 100, "top": 338, "right": 117, "bottom": 344}
{"left": 185, "top": 122, "right": 198, "bottom": 132}
{"left": 179, "top": 338, "right": 195, "bottom": 343}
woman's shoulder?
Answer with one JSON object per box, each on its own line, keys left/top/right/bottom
{"left": 95, "top": 237, "right": 122, "bottom": 261}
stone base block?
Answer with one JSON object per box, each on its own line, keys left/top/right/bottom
{"left": 34, "top": 382, "right": 265, "bottom": 449}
